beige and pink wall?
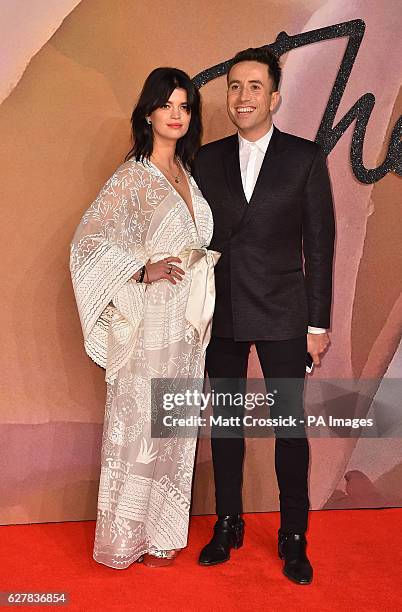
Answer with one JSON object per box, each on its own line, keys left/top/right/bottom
{"left": 1, "top": 0, "right": 401, "bottom": 524}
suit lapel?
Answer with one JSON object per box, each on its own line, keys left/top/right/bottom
{"left": 223, "top": 135, "right": 248, "bottom": 212}
{"left": 236, "top": 126, "right": 287, "bottom": 230}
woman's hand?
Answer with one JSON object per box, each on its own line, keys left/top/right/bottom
{"left": 145, "top": 256, "right": 184, "bottom": 285}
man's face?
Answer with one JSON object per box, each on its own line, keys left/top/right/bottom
{"left": 227, "top": 60, "right": 280, "bottom": 141}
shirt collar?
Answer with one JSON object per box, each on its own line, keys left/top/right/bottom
{"left": 238, "top": 124, "right": 274, "bottom": 154}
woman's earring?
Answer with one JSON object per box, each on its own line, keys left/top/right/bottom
{"left": 145, "top": 117, "right": 152, "bottom": 125}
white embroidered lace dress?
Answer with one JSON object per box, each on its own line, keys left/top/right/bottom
{"left": 70, "top": 159, "right": 216, "bottom": 569}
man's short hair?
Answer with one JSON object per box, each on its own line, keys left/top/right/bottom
{"left": 227, "top": 47, "right": 281, "bottom": 91}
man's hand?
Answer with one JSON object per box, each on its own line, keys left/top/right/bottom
{"left": 307, "top": 332, "right": 330, "bottom": 366}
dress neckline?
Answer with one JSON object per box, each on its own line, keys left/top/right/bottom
{"left": 148, "top": 159, "right": 197, "bottom": 230}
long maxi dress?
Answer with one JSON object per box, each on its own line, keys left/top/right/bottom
{"left": 70, "top": 159, "right": 219, "bottom": 569}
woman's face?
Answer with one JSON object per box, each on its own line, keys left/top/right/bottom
{"left": 148, "top": 87, "right": 191, "bottom": 143}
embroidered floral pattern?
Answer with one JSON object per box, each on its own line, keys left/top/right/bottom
{"left": 71, "top": 161, "right": 213, "bottom": 568}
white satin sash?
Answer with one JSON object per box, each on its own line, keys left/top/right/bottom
{"left": 181, "top": 248, "right": 221, "bottom": 354}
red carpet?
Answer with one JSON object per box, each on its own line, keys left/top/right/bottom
{"left": 1, "top": 509, "right": 402, "bottom": 611}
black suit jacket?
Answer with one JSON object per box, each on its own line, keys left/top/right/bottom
{"left": 193, "top": 126, "right": 335, "bottom": 341}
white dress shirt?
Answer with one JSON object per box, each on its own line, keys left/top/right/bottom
{"left": 239, "top": 125, "right": 274, "bottom": 202}
{"left": 238, "top": 125, "right": 326, "bottom": 335}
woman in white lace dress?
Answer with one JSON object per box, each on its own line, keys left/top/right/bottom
{"left": 70, "top": 68, "right": 219, "bottom": 568}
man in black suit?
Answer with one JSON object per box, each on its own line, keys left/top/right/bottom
{"left": 193, "top": 48, "right": 335, "bottom": 584}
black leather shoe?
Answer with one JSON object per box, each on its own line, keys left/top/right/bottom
{"left": 199, "top": 515, "right": 244, "bottom": 566}
{"left": 278, "top": 530, "right": 313, "bottom": 585}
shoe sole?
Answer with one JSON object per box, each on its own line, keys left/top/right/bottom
{"left": 283, "top": 568, "right": 312, "bottom": 585}
{"left": 198, "top": 555, "right": 230, "bottom": 566}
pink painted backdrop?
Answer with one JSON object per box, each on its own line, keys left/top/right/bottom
{"left": 0, "top": 0, "right": 401, "bottom": 523}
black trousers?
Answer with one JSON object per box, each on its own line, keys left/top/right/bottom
{"left": 205, "top": 335, "right": 309, "bottom": 533}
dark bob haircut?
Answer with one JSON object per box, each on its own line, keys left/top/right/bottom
{"left": 126, "top": 67, "right": 202, "bottom": 170}
{"left": 227, "top": 47, "right": 281, "bottom": 92}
